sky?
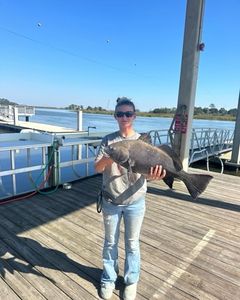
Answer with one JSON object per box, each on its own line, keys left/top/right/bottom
{"left": 0, "top": 0, "right": 239, "bottom": 112}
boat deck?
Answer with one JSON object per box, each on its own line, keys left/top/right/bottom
{"left": 0, "top": 169, "right": 239, "bottom": 299}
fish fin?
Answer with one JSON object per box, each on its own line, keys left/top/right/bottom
{"left": 125, "top": 159, "right": 135, "bottom": 184}
{"left": 139, "top": 132, "right": 152, "bottom": 144}
{"left": 128, "top": 172, "right": 136, "bottom": 184}
{"left": 128, "top": 157, "right": 135, "bottom": 167}
{"left": 181, "top": 172, "right": 213, "bottom": 199}
{"left": 158, "top": 144, "right": 183, "bottom": 171}
{"left": 163, "top": 175, "right": 174, "bottom": 189}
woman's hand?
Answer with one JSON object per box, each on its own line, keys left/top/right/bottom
{"left": 95, "top": 156, "right": 114, "bottom": 173}
{"left": 147, "top": 165, "right": 166, "bottom": 181}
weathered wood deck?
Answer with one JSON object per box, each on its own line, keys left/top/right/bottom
{"left": 0, "top": 169, "right": 239, "bottom": 300}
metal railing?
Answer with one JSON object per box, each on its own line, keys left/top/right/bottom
{"left": 147, "top": 129, "right": 171, "bottom": 145}
{"left": 17, "top": 105, "right": 35, "bottom": 115}
{"left": 0, "top": 133, "right": 101, "bottom": 200}
{"left": 0, "top": 105, "right": 35, "bottom": 121}
{"left": 0, "top": 128, "right": 234, "bottom": 200}
{"left": 146, "top": 127, "right": 234, "bottom": 165}
{"left": 189, "top": 128, "right": 234, "bottom": 164}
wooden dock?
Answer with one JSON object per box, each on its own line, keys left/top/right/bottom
{"left": 0, "top": 120, "right": 77, "bottom": 133}
{"left": 0, "top": 169, "right": 239, "bottom": 299}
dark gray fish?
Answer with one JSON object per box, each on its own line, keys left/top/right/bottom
{"left": 105, "top": 139, "right": 213, "bottom": 199}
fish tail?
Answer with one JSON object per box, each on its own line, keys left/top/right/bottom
{"left": 181, "top": 172, "right": 213, "bottom": 199}
{"left": 163, "top": 175, "right": 174, "bottom": 189}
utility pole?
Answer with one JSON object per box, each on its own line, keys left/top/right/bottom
{"left": 171, "top": 0, "right": 205, "bottom": 170}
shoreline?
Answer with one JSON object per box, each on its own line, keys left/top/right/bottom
{"left": 19, "top": 106, "right": 238, "bottom": 122}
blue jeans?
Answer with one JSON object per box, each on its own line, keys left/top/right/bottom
{"left": 101, "top": 197, "right": 146, "bottom": 286}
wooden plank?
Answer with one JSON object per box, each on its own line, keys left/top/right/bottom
{"left": 0, "top": 278, "right": 21, "bottom": 300}
{"left": 0, "top": 207, "right": 102, "bottom": 299}
{"left": 143, "top": 174, "right": 240, "bottom": 299}
{"left": 0, "top": 171, "right": 239, "bottom": 300}
{"left": 143, "top": 206, "right": 240, "bottom": 268}
{"left": 21, "top": 194, "right": 199, "bottom": 299}
{"left": 0, "top": 245, "right": 52, "bottom": 300}
{"left": 0, "top": 215, "right": 97, "bottom": 300}
{"left": 23, "top": 199, "right": 199, "bottom": 299}
{"left": 0, "top": 198, "right": 120, "bottom": 299}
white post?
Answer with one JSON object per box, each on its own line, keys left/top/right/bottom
{"left": 13, "top": 106, "right": 19, "bottom": 125}
{"left": 77, "top": 109, "right": 83, "bottom": 131}
{"left": 76, "top": 109, "right": 83, "bottom": 160}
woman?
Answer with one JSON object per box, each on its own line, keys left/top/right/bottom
{"left": 95, "top": 97, "right": 166, "bottom": 300}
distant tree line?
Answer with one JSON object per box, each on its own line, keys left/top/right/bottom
{"left": 193, "top": 106, "right": 237, "bottom": 117}
{"left": 0, "top": 98, "right": 17, "bottom": 106}
{"left": 67, "top": 104, "right": 107, "bottom": 112}
{"left": 1, "top": 98, "right": 237, "bottom": 118}
{"left": 67, "top": 103, "right": 237, "bottom": 117}
{"left": 150, "top": 103, "right": 237, "bottom": 117}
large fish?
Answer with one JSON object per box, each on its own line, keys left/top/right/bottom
{"left": 105, "top": 139, "right": 213, "bottom": 199}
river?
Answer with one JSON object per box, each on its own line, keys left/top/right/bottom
{"left": 19, "top": 108, "right": 235, "bottom": 133}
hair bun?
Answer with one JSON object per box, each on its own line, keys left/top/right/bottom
{"left": 116, "top": 96, "right": 131, "bottom": 103}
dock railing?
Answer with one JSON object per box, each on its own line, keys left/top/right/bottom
{"left": 0, "top": 105, "right": 35, "bottom": 122}
{"left": 147, "top": 127, "right": 234, "bottom": 165}
{"left": 188, "top": 128, "right": 234, "bottom": 164}
{"left": 0, "top": 128, "right": 234, "bottom": 200}
{"left": 17, "top": 105, "right": 35, "bottom": 115}
{"left": 0, "top": 132, "right": 102, "bottom": 200}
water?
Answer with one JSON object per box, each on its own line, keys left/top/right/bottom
{"left": 20, "top": 108, "right": 235, "bottom": 133}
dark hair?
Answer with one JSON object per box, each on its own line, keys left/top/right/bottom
{"left": 115, "top": 97, "right": 136, "bottom": 112}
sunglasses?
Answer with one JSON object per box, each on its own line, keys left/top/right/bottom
{"left": 115, "top": 111, "right": 135, "bottom": 118}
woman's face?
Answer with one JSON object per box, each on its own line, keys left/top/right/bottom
{"left": 114, "top": 104, "right": 136, "bottom": 129}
